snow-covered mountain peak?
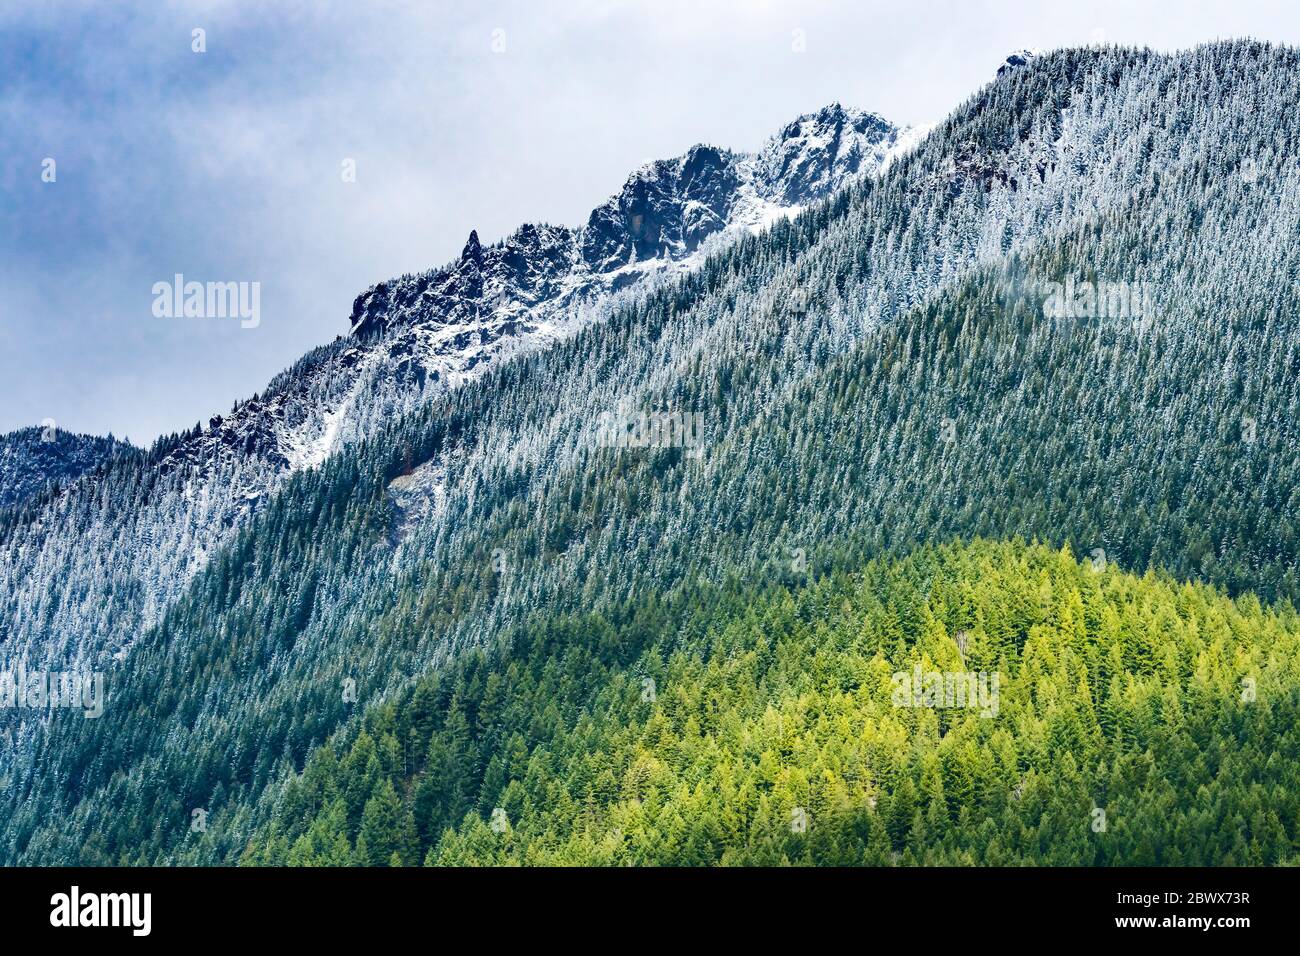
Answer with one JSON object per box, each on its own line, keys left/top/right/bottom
{"left": 750, "top": 103, "right": 897, "bottom": 206}
{"left": 140, "top": 102, "right": 926, "bottom": 503}
{"left": 997, "top": 49, "right": 1040, "bottom": 77}
{"left": 190, "top": 102, "right": 926, "bottom": 492}
{"left": 350, "top": 103, "right": 911, "bottom": 342}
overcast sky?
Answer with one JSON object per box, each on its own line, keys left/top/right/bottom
{"left": 4, "top": 0, "right": 1298, "bottom": 443}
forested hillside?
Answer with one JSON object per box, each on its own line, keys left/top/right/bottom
{"left": 0, "top": 427, "right": 134, "bottom": 512}
{"left": 243, "top": 540, "right": 1300, "bottom": 866}
{"left": 4, "top": 41, "right": 1299, "bottom": 867}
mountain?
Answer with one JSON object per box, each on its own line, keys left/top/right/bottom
{"left": 0, "top": 427, "right": 133, "bottom": 511}
{"left": 0, "top": 103, "right": 914, "bottom": 670}
{"left": 4, "top": 41, "right": 1300, "bottom": 867}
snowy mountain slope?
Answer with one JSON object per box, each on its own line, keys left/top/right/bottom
{"left": 0, "top": 104, "right": 916, "bottom": 669}
{"left": 0, "top": 427, "right": 134, "bottom": 512}
{"left": 295, "top": 39, "right": 1300, "bottom": 691}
